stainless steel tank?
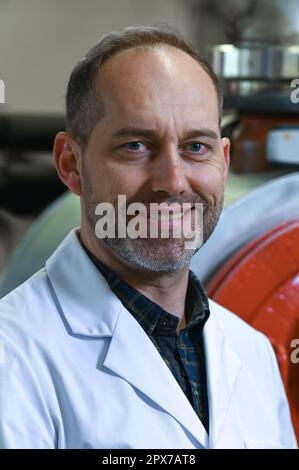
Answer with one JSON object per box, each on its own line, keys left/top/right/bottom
{"left": 206, "top": 0, "right": 299, "bottom": 99}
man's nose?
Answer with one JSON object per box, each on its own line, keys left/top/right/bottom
{"left": 150, "top": 147, "right": 188, "bottom": 195}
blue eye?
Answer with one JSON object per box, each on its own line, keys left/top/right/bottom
{"left": 125, "top": 142, "right": 144, "bottom": 151}
{"left": 188, "top": 142, "right": 203, "bottom": 152}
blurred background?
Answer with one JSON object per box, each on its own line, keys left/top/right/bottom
{"left": 0, "top": 0, "right": 299, "bottom": 439}
{"left": 0, "top": 0, "right": 223, "bottom": 272}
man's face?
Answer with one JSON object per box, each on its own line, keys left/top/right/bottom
{"left": 80, "top": 45, "right": 230, "bottom": 272}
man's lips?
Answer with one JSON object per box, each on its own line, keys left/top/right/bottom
{"left": 146, "top": 207, "right": 195, "bottom": 227}
{"left": 145, "top": 205, "right": 195, "bottom": 218}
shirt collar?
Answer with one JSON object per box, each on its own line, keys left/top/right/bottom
{"left": 82, "top": 242, "right": 210, "bottom": 336}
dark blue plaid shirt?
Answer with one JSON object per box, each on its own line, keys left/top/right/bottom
{"left": 83, "top": 245, "right": 210, "bottom": 433}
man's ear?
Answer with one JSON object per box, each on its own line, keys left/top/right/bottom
{"left": 221, "top": 137, "right": 231, "bottom": 181}
{"left": 53, "top": 131, "right": 82, "bottom": 196}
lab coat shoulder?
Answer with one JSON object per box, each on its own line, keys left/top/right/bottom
{"left": 0, "top": 269, "right": 63, "bottom": 448}
{"left": 0, "top": 268, "right": 58, "bottom": 334}
{"left": 208, "top": 299, "right": 298, "bottom": 449}
{"left": 0, "top": 267, "right": 67, "bottom": 363}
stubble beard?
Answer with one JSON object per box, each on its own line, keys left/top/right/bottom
{"left": 81, "top": 166, "right": 224, "bottom": 273}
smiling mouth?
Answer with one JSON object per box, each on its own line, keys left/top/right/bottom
{"left": 146, "top": 204, "right": 195, "bottom": 219}
{"left": 146, "top": 207, "right": 195, "bottom": 226}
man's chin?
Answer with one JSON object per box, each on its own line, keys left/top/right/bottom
{"left": 102, "top": 237, "right": 196, "bottom": 272}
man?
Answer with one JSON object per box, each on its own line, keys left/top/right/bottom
{"left": 0, "top": 25, "right": 297, "bottom": 449}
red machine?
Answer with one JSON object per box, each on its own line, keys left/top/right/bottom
{"left": 207, "top": 219, "right": 299, "bottom": 440}
{"left": 191, "top": 173, "right": 299, "bottom": 441}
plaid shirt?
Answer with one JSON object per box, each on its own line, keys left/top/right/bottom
{"left": 83, "top": 246, "right": 210, "bottom": 433}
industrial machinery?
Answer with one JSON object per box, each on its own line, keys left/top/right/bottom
{"left": 206, "top": 0, "right": 299, "bottom": 173}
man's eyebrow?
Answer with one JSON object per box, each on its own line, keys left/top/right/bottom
{"left": 111, "top": 127, "right": 219, "bottom": 140}
{"left": 183, "top": 129, "right": 219, "bottom": 140}
{"left": 112, "top": 127, "right": 156, "bottom": 139}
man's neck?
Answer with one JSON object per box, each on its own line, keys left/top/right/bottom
{"left": 79, "top": 227, "right": 190, "bottom": 323}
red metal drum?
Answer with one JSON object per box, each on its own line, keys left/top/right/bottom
{"left": 207, "top": 219, "right": 299, "bottom": 441}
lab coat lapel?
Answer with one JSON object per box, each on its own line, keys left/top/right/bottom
{"left": 46, "top": 230, "right": 123, "bottom": 337}
{"left": 103, "top": 304, "right": 208, "bottom": 448}
{"left": 204, "top": 300, "right": 243, "bottom": 448}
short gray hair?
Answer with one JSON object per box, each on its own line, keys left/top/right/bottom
{"left": 66, "top": 24, "right": 222, "bottom": 147}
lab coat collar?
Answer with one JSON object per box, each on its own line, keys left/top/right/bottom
{"left": 46, "top": 229, "right": 123, "bottom": 337}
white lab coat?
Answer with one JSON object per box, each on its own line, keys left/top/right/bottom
{"left": 0, "top": 229, "right": 297, "bottom": 449}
